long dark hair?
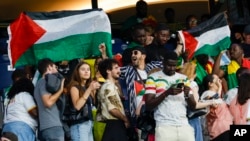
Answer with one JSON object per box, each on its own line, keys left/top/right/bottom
{"left": 202, "top": 74, "right": 214, "bottom": 91}
{"left": 237, "top": 73, "right": 250, "bottom": 105}
{"left": 67, "top": 61, "right": 92, "bottom": 97}
{"left": 7, "top": 78, "right": 34, "bottom": 99}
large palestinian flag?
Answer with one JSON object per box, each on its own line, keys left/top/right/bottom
{"left": 8, "top": 9, "right": 112, "bottom": 68}
{"left": 178, "top": 12, "right": 231, "bottom": 59}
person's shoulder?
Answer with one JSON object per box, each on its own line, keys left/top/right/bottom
{"left": 148, "top": 70, "right": 163, "bottom": 78}
{"left": 175, "top": 72, "right": 187, "bottom": 78}
{"left": 102, "top": 80, "right": 115, "bottom": 88}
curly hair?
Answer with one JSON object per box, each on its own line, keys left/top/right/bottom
{"left": 7, "top": 77, "right": 34, "bottom": 99}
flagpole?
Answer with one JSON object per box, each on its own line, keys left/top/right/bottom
{"left": 91, "top": 0, "right": 98, "bottom": 9}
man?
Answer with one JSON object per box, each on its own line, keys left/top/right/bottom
{"left": 34, "top": 58, "right": 65, "bottom": 141}
{"left": 120, "top": 46, "right": 162, "bottom": 140}
{"left": 122, "top": 0, "right": 148, "bottom": 40}
{"left": 145, "top": 51, "right": 195, "bottom": 141}
{"left": 213, "top": 43, "right": 250, "bottom": 90}
{"left": 145, "top": 23, "right": 174, "bottom": 62}
{"left": 122, "top": 23, "right": 147, "bottom": 66}
{"left": 96, "top": 59, "right": 129, "bottom": 141}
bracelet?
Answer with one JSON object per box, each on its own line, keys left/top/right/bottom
{"left": 178, "top": 43, "right": 183, "bottom": 45}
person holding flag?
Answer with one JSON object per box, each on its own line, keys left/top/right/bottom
{"left": 213, "top": 43, "right": 250, "bottom": 91}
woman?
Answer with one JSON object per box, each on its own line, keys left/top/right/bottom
{"left": 201, "top": 74, "right": 233, "bottom": 141}
{"left": 180, "top": 62, "right": 216, "bottom": 141}
{"left": 2, "top": 78, "right": 37, "bottom": 141}
{"left": 229, "top": 72, "right": 250, "bottom": 124}
{"left": 67, "top": 61, "right": 101, "bottom": 141}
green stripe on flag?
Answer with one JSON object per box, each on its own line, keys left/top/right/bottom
{"left": 15, "top": 32, "right": 112, "bottom": 67}
{"left": 194, "top": 37, "right": 231, "bottom": 57}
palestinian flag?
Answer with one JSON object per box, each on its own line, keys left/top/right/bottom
{"left": 8, "top": 9, "right": 112, "bottom": 68}
{"left": 178, "top": 12, "right": 231, "bottom": 59}
{"left": 134, "top": 81, "right": 145, "bottom": 96}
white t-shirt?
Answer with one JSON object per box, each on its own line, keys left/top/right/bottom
{"left": 4, "top": 92, "right": 37, "bottom": 131}
{"left": 136, "top": 69, "right": 148, "bottom": 107}
{"left": 145, "top": 71, "right": 189, "bottom": 126}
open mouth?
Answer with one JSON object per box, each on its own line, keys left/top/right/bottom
{"left": 132, "top": 57, "right": 137, "bottom": 62}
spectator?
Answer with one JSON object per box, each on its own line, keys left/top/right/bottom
{"left": 120, "top": 46, "right": 162, "bottom": 140}
{"left": 96, "top": 59, "right": 129, "bottom": 141}
{"left": 3, "top": 69, "right": 28, "bottom": 106}
{"left": 213, "top": 43, "right": 250, "bottom": 90}
{"left": 185, "top": 14, "right": 198, "bottom": 30}
{"left": 229, "top": 72, "right": 250, "bottom": 124}
{"left": 2, "top": 78, "right": 37, "bottom": 141}
{"left": 122, "top": 23, "right": 147, "bottom": 66}
{"left": 180, "top": 62, "right": 217, "bottom": 141}
{"left": 224, "top": 67, "right": 250, "bottom": 105}
{"left": 122, "top": 0, "right": 148, "bottom": 35}
{"left": 145, "top": 51, "right": 195, "bottom": 141}
{"left": 201, "top": 74, "right": 233, "bottom": 141}
{"left": 66, "top": 61, "right": 101, "bottom": 141}
{"left": 145, "top": 23, "right": 172, "bottom": 62}
{"left": 34, "top": 58, "right": 65, "bottom": 141}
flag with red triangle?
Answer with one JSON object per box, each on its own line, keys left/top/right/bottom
{"left": 8, "top": 9, "right": 112, "bottom": 68}
{"left": 134, "top": 81, "right": 145, "bottom": 96}
{"left": 178, "top": 12, "right": 231, "bottom": 59}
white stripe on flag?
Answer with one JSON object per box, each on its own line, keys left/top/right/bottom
{"left": 35, "top": 10, "right": 110, "bottom": 43}
{"left": 195, "top": 26, "right": 230, "bottom": 51}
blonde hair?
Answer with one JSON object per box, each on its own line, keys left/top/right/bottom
{"left": 180, "top": 62, "right": 196, "bottom": 80}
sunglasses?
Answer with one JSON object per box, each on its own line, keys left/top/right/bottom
{"left": 132, "top": 50, "right": 139, "bottom": 55}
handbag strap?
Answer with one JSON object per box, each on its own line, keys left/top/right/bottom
{"left": 133, "top": 67, "right": 145, "bottom": 88}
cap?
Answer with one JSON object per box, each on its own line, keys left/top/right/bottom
{"left": 131, "top": 46, "right": 146, "bottom": 54}
{"left": 243, "top": 24, "right": 250, "bottom": 34}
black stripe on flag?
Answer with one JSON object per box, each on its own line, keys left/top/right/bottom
{"left": 25, "top": 8, "right": 103, "bottom": 20}
{"left": 187, "top": 12, "right": 228, "bottom": 37}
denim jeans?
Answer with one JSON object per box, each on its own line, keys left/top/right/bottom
{"left": 39, "top": 126, "right": 64, "bottom": 141}
{"left": 189, "top": 117, "right": 203, "bottom": 141}
{"left": 2, "top": 121, "right": 36, "bottom": 141}
{"left": 70, "top": 120, "right": 93, "bottom": 141}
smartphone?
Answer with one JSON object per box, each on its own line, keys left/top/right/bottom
{"left": 177, "top": 83, "right": 184, "bottom": 88}
{"left": 171, "top": 83, "right": 184, "bottom": 88}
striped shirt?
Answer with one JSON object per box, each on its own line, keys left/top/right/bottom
{"left": 145, "top": 71, "right": 190, "bottom": 126}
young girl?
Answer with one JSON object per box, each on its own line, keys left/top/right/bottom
{"left": 67, "top": 61, "right": 101, "bottom": 141}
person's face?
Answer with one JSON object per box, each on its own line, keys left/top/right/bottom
{"left": 110, "top": 64, "right": 121, "bottom": 80}
{"left": 210, "top": 74, "right": 220, "bottom": 90}
{"left": 48, "top": 64, "right": 58, "bottom": 74}
{"left": 131, "top": 50, "right": 145, "bottom": 67}
{"left": 230, "top": 44, "right": 243, "bottom": 60}
{"left": 188, "top": 17, "right": 198, "bottom": 29}
{"left": 155, "top": 30, "right": 170, "bottom": 45}
{"left": 163, "top": 59, "right": 178, "bottom": 76}
{"left": 244, "top": 34, "right": 250, "bottom": 44}
{"left": 133, "top": 29, "right": 146, "bottom": 45}
{"left": 79, "top": 64, "right": 91, "bottom": 80}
